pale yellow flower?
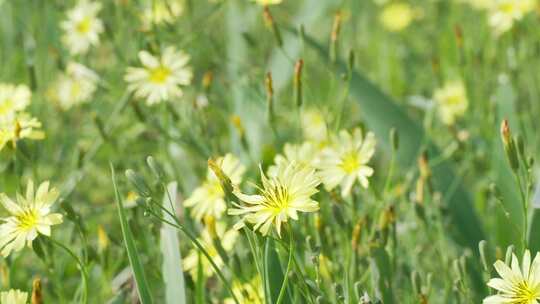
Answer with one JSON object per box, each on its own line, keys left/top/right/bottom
{"left": 0, "top": 289, "right": 28, "bottom": 304}
{"left": 434, "top": 80, "right": 468, "bottom": 125}
{"left": 317, "top": 128, "right": 376, "bottom": 197}
{"left": 0, "top": 180, "right": 63, "bottom": 257}
{"left": 489, "top": 0, "right": 535, "bottom": 35}
{"left": 253, "top": 0, "right": 283, "bottom": 5}
{"left": 484, "top": 250, "right": 540, "bottom": 303}
{"left": 379, "top": 3, "right": 415, "bottom": 32}
{"left": 124, "top": 46, "right": 193, "bottom": 105}
{"left": 141, "top": 0, "right": 184, "bottom": 27}
{"left": 60, "top": 0, "right": 104, "bottom": 55}
{"left": 224, "top": 276, "right": 264, "bottom": 304}
{"left": 0, "top": 113, "right": 45, "bottom": 151}
{"left": 50, "top": 62, "right": 99, "bottom": 110}
{"left": 182, "top": 222, "right": 238, "bottom": 278}
{"left": 267, "top": 141, "right": 320, "bottom": 177}
{"left": 229, "top": 162, "right": 320, "bottom": 237}
{"left": 0, "top": 84, "right": 31, "bottom": 118}
{"left": 184, "top": 154, "right": 245, "bottom": 221}
{"left": 301, "top": 108, "right": 329, "bottom": 145}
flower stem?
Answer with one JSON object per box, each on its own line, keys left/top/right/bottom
{"left": 49, "top": 237, "right": 88, "bottom": 304}
{"left": 276, "top": 228, "right": 294, "bottom": 304}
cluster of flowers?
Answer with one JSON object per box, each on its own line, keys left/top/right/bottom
{"left": 181, "top": 108, "right": 376, "bottom": 301}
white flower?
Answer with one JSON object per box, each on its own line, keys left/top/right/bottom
{"left": 484, "top": 250, "right": 540, "bottom": 303}
{"left": 0, "top": 289, "right": 28, "bottom": 304}
{"left": 267, "top": 141, "right": 320, "bottom": 177}
{"left": 0, "top": 180, "right": 63, "bottom": 257}
{"left": 124, "top": 47, "right": 193, "bottom": 105}
{"left": 230, "top": 162, "right": 320, "bottom": 237}
{"left": 51, "top": 62, "right": 99, "bottom": 110}
{"left": 141, "top": 0, "right": 184, "bottom": 28}
{"left": 317, "top": 128, "right": 376, "bottom": 197}
{"left": 0, "top": 112, "right": 45, "bottom": 151}
{"left": 489, "top": 0, "right": 536, "bottom": 36}
{"left": 60, "top": 1, "right": 104, "bottom": 55}
{"left": 433, "top": 80, "right": 468, "bottom": 125}
{"left": 0, "top": 84, "right": 31, "bottom": 118}
{"left": 184, "top": 154, "right": 245, "bottom": 220}
{"left": 301, "top": 108, "right": 329, "bottom": 145}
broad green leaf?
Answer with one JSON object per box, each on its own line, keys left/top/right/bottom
{"left": 111, "top": 164, "right": 153, "bottom": 304}
{"left": 264, "top": 238, "right": 292, "bottom": 304}
{"left": 369, "top": 246, "right": 394, "bottom": 303}
{"left": 160, "top": 182, "right": 186, "bottom": 304}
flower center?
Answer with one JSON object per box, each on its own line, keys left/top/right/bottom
{"left": 0, "top": 99, "right": 13, "bottom": 116}
{"left": 16, "top": 209, "right": 39, "bottom": 231}
{"left": 76, "top": 17, "right": 92, "bottom": 34}
{"left": 207, "top": 180, "right": 224, "bottom": 199}
{"left": 514, "top": 281, "right": 539, "bottom": 302}
{"left": 263, "top": 184, "right": 290, "bottom": 211}
{"left": 149, "top": 66, "right": 172, "bottom": 84}
{"left": 340, "top": 152, "right": 360, "bottom": 174}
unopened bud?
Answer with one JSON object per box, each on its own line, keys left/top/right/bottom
{"left": 500, "top": 120, "right": 519, "bottom": 171}
{"left": 418, "top": 150, "right": 430, "bottom": 180}
{"left": 125, "top": 169, "right": 152, "bottom": 198}
{"left": 294, "top": 59, "right": 304, "bottom": 107}
{"left": 505, "top": 245, "right": 514, "bottom": 265}
{"left": 265, "top": 72, "right": 275, "bottom": 124}
{"left": 147, "top": 156, "right": 165, "bottom": 180}
{"left": 351, "top": 219, "right": 363, "bottom": 251}
{"left": 263, "top": 6, "right": 282, "bottom": 46}
{"left": 330, "top": 11, "right": 342, "bottom": 62}
{"left": 31, "top": 277, "right": 43, "bottom": 304}
{"left": 411, "top": 270, "right": 421, "bottom": 295}
{"left": 454, "top": 25, "right": 463, "bottom": 49}
{"left": 478, "top": 240, "right": 490, "bottom": 272}
{"left": 97, "top": 225, "right": 110, "bottom": 253}
{"left": 348, "top": 49, "right": 355, "bottom": 72}
{"left": 208, "top": 158, "right": 234, "bottom": 201}
{"left": 202, "top": 71, "right": 213, "bottom": 90}
{"left": 390, "top": 127, "right": 399, "bottom": 151}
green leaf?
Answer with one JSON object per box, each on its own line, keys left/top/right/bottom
{"left": 299, "top": 32, "right": 485, "bottom": 250}
{"left": 111, "top": 164, "right": 153, "bottom": 304}
{"left": 264, "top": 238, "right": 292, "bottom": 304}
{"left": 160, "top": 182, "right": 186, "bottom": 304}
{"left": 369, "top": 246, "right": 394, "bottom": 303}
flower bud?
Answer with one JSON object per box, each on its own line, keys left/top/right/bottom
{"left": 125, "top": 169, "right": 152, "bottom": 198}
{"left": 208, "top": 158, "right": 234, "bottom": 201}
{"left": 500, "top": 119, "right": 519, "bottom": 171}
{"left": 263, "top": 6, "right": 282, "bottom": 46}
{"left": 478, "top": 240, "right": 490, "bottom": 272}
{"left": 294, "top": 59, "right": 304, "bottom": 107}
{"left": 146, "top": 156, "right": 165, "bottom": 180}
{"left": 390, "top": 127, "right": 399, "bottom": 151}
{"left": 32, "top": 277, "right": 43, "bottom": 304}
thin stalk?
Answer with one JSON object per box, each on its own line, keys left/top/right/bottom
{"left": 276, "top": 229, "right": 294, "bottom": 304}
{"left": 49, "top": 237, "right": 88, "bottom": 304}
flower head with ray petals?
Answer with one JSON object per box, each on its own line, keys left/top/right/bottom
{"left": 229, "top": 161, "right": 320, "bottom": 237}
{"left": 0, "top": 180, "right": 63, "bottom": 257}
{"left": 124, "top": 46, "right": 193, "bottom": 105}
{"left": 484, "top": 250, "right": 540, "bottom": 304}
{"left": 317, "top": 128, "right": 376, "bottom": 198}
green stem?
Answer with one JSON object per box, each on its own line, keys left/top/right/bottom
{"left": 49, "top": 237, "right": 88, "bottom": 304}
{"left": 276, "top": 229, "right": 294, "bottom": 304}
